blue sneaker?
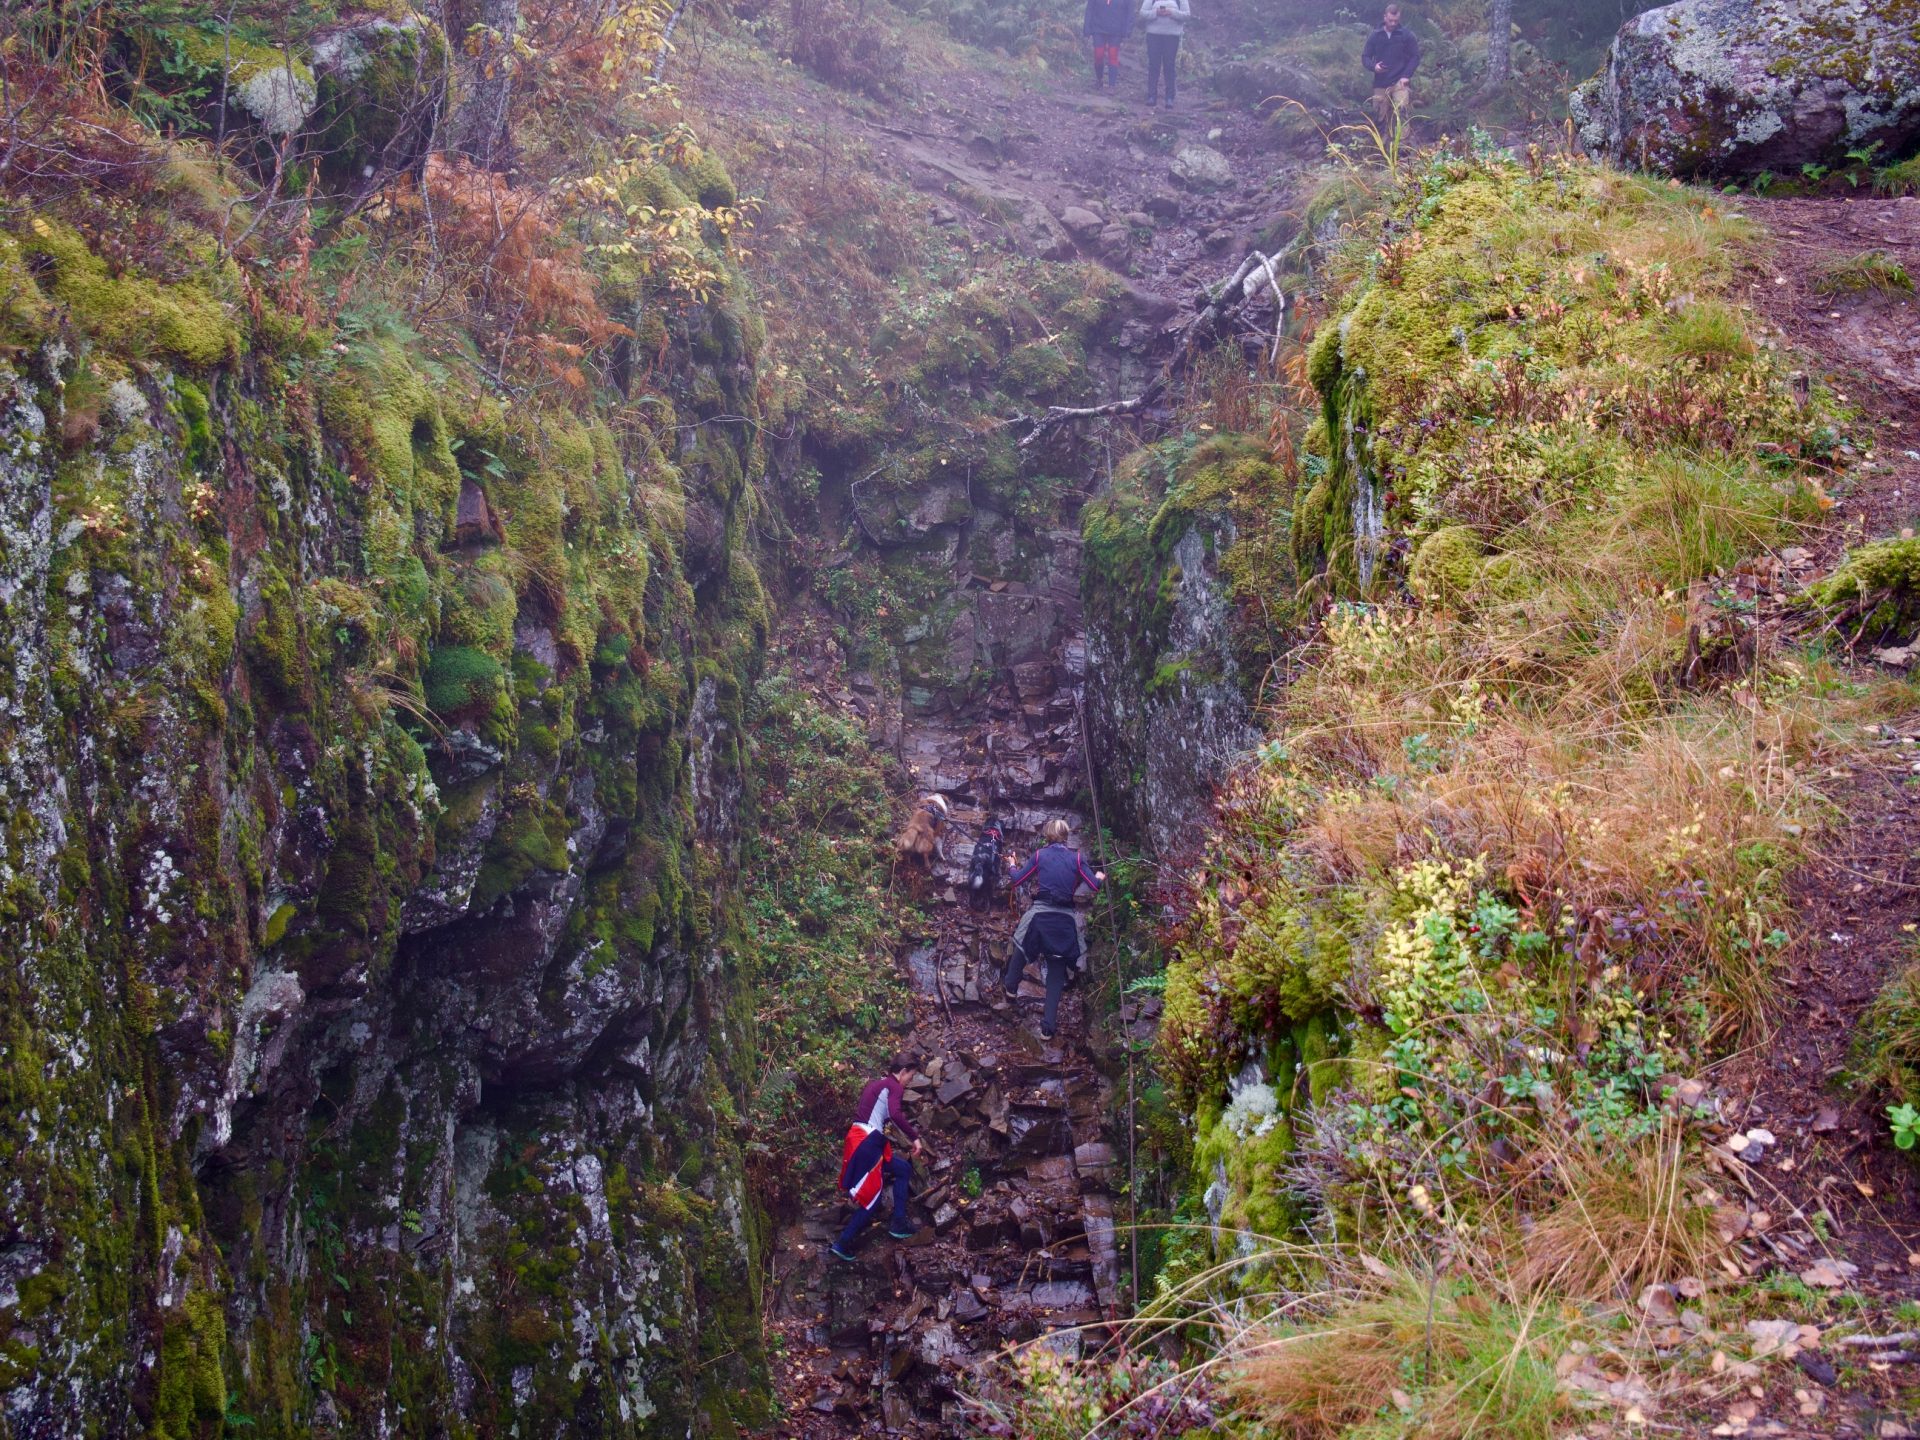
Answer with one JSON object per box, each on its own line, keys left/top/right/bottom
{"left": 828, "top": 1243, "right": 856, "bottom": 1263}
{"left": 887, "top": 1225, "right": 919, "bottom": 1241}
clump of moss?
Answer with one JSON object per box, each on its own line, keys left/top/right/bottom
{"left": 998, "top": 337, "right": 1082, "bottom": 399}
{"left": 1854, "top": 959, "right": 1920, "bottom": 1111}
{"left": 317, "top": 338, "right": 460, "bottom": 513}
{"left": 1802, "top": 536, "right": 1920, "bottom": 639}
{"left": 16, "top": 216, "right": 240, "bottom": 365}
{"left": 245, "top": 566, "right": 310, "bottom": 709}
{"left": 1408, "top": 525, "right": 1483, "bottom": 606}
{"left": 423, "top": 645, "right": 503, "bottom": 716}
{"left": 680, "top": 146, "right": 738, "bottom": 209}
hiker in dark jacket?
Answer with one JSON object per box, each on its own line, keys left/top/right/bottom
{"left": 830, "top": 1055, "right": 924, "bottom": 1262}
{"left": 1001, "top": 819, "right": 1105, "bottom": 1041}
{"left": 1361, "top": 4, "right": 1420, "bottom": 127}
{"left": 1083, "top": 0, "right": 1133, "bottom": 91}
{"left": 1138, "top": 0, "right": 1190, "bottom": 109}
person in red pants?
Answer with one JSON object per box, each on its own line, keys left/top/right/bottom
{"left": 1083, "top": 0, "right": 1134, "bottom": 91}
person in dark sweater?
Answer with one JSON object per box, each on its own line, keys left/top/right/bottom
{"left": 1361, "top": 4, "right": 1420, "bottom": 128}
{"left": 1083, "top": 0, "right": 1133, "bottom": 91}
{"left": 1001, "top": 819, "right": 1105, "bottom": 1040}
{"left": 830, "top": 1055, "right": 925, "bottom": 1262}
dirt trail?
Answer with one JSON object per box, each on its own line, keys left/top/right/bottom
{"left": 857, "top": 25, "right": 1298, "bottom": 319}
{"left": 1700, "top": 194, "right": 1920, "bottom": 1433}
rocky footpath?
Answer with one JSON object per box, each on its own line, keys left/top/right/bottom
{"left": 762, "top": 635, "right": 1163, "bottom": 1436}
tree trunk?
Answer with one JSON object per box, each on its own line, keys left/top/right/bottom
{"left": 451, "top": 0, "right": 520, "bottom": 169}
{"left": 1482, "top": 0, "right": 1513, "bottom": 96}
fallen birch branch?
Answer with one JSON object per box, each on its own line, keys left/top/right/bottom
{"left": 1017, "top": 249, "right": 1290, "bottom": 448}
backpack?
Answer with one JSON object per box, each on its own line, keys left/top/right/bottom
{"left": 839, "top": 1122, "right": 892, "bottom": 1209}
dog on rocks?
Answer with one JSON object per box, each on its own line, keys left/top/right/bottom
{"left": 894, "top": 794, "right": 950, "bottom": 869}
{"left": 967, "top": 819, "right": 1003, "bottom": 908}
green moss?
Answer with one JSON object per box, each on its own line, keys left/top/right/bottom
{"left": 16, "top": 216, "right": 239, "bottom": 365}
{"left": 998, "top": 337, "right": 1082, "bottom": 399}
{"left": 171, "top": 379, "right": 216, "bottom": 471}
{"left": 245, "top": 566, "right": 310, "bottom": 710}
{"left": 0, "top": 230, "right": 54, "bottom": 344}
{"left": 154, "top": 1288, "right": 227, "bottom": 1440}
{"left": 317, "top": 338, "right": 460, "bottom": 515}
{"left": 262, "top": 902, "right": 297, "bottom": 946}
{"left": 1803, "top": 536, "right": 1920, "bottom": 639}
{"left": 1409, "top": 524, "right": 1484, "bottom": 606}
{"left": 423, "top": 645, "right": 503, "bottom": 717}
{"left": 681, "top": 147, "right": 739, "bottom": 209}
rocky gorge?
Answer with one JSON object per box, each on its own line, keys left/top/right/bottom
{"left": 6, "top": 0, "right": 1920, "bottom": 1435}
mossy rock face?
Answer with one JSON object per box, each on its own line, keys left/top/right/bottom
{"left": 0, "top": 208, "right": 771, "bottom": 1433}
{"left": 18, "top": 217, "right": 239, "bottom": 365}
{"left": 1294, "top": 150, "right": 1818, "bottom": 609}
{"left": 1571, "top": 0, "right": 1920, "bottom": 178}
{"left": 1082, "top": 433, "right": 1290, "bottom": 851}
{"left": 310, "top": 15, "right": 451, "bottom": 182}
{"left": 171, "top": 27, "right": 318, "bottom": 135}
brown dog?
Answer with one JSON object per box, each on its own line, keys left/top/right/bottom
{"left": 894, "top": 795, "right": 950, "bottom": 868}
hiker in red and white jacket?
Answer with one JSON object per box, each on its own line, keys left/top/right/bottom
{"left": 830, "top": 1055, "right": 924, "bottom": 1261}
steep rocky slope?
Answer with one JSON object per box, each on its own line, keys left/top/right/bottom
{"left": 0, "top": 180, "right": 772, "bottom": 1436}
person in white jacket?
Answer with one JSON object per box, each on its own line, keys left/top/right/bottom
{"left": 1138, "top": 0, "right": 1189, "bottom": 109}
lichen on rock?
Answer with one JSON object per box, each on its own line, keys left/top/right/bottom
{"left": 1572, "top": 0, "right": 1920, "bottom": 177}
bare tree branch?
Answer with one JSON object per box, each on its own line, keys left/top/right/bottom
{"left": 1017, "top": 250, "right": 1290, "bottom": 448}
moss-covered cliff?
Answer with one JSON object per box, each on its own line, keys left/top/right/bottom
{"left": 0, "top": 175, "right": 772, "bottom": 1436}
{"left": 1081, "top": 433, "right": 1291, "bottom": 855}
{"left": 1109, "top": 153, "right": 1849, "bottom": 1310}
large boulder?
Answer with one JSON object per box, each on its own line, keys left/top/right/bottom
{"left": 1571, "top": 0, "right": 1920, "bottom": 178}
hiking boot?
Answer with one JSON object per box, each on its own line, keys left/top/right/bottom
{"left": 1040, "top": 1024, "right": 1057, "bottom": 1041}
{"left": 1002, "top": 984, "right": 1020, "bottom": 1001}
{"left": 828, "top": 1243, "right": 856, "bottom": 1263}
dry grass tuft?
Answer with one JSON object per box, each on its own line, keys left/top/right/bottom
{"left": 1512, "top": 1123, "right": 1715, "bottom": 1300}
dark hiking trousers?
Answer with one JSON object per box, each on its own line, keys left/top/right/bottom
{"left": 1004, "top": 908, "right": 1082, "bottom": 1034}
{"left": 1146, "top": 33, "right": 1180, "bottom": 102}
{"left": 837, "top": 1155, "right": 912, "bottom": 1250}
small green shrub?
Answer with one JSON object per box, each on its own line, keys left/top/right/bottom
{"left": 1890, "top": 1102, "right": 1920, "bottom": 1151}
{"left": 1874, "top": 156, "right": 1920, "bottom": 197}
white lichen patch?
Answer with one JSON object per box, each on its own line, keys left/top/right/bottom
{"left": 1222, "top": 1078, "right": 1281, "bottom": 1140}
{"left": 235, "top": 63, "right": 317, "bottom": 135}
